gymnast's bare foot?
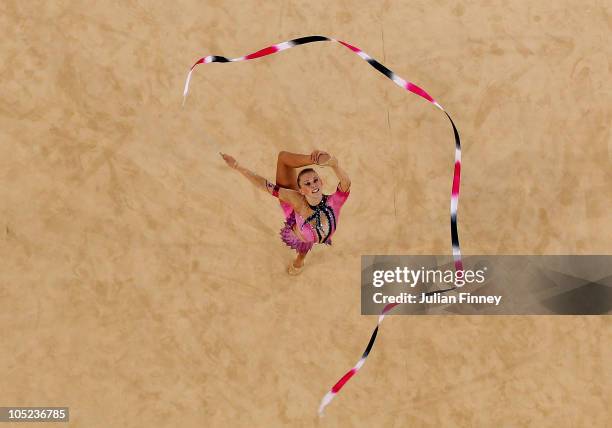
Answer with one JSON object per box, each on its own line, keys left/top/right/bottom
{"left": 287, "top": 252, "right": 307, "bottom": 275}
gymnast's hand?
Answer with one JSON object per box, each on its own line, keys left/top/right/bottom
{"left": 220, "top": 152, "right": 238, "bottom": 169}
{"left": 313, "top": 151, "right": 338, "bottom": 167}
{"left": 310, "top": 150, "right": 330, "bottom": 165}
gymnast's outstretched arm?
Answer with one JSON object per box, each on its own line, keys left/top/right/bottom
{"left": 220, "top": 152, "right": 301, "bottom": 207}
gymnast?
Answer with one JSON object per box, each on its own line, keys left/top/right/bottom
{"left": 220, "top": 150, "right": 351, "bottom": 275}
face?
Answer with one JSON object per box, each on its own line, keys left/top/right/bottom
{"left": 298, "top": 171, "right": 323, "bottom": 197}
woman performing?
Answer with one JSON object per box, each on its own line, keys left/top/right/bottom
{"left": 220, "top": 150, "right": 351, "bottom": 275}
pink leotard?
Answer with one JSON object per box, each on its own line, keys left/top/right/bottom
{"left": 274, "top": 184, "right": 350, "bottom": 253}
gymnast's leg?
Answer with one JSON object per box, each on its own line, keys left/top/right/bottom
{"left": 275, "top": 151, "right": 318, "bottom": 273}
{"left": 275, "top": 151, "right": 314, "bottom": 190}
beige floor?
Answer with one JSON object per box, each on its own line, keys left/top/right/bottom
{"left": 1, "top": 1, "right": 611, "bottom": 427}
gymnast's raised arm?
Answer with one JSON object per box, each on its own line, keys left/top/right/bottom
{"left": 324, "top": 154, "right": 351, "bottom": 192}
{"left": 220, "top": 152, "right": 302, "bottom": 207}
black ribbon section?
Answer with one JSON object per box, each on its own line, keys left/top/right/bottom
{"left": 291, "top": 35, "right": 330, "bottom": 45}
{"left": 362, "top": 326, "right": 379, "bottom": 359}
{"left": 444, "top": 111, "right": 461, "bottom": 250}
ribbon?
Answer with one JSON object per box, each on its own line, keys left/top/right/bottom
{"left": 183, "top": 35, "right": 463, "bottom": 415}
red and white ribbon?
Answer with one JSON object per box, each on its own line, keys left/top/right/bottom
{"left": 318, "top": 302, "right": 397, "bottom": 414}
{"left": 183, "top": 35, "right": 463, "bottom": 415}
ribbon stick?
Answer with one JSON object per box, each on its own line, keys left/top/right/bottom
{"left": 183, "top": 35, "right": 463, "bottom": 415}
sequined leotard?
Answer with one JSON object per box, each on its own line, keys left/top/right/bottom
{"left": 272, "top": 184, "right": 350, "bottom": 253}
